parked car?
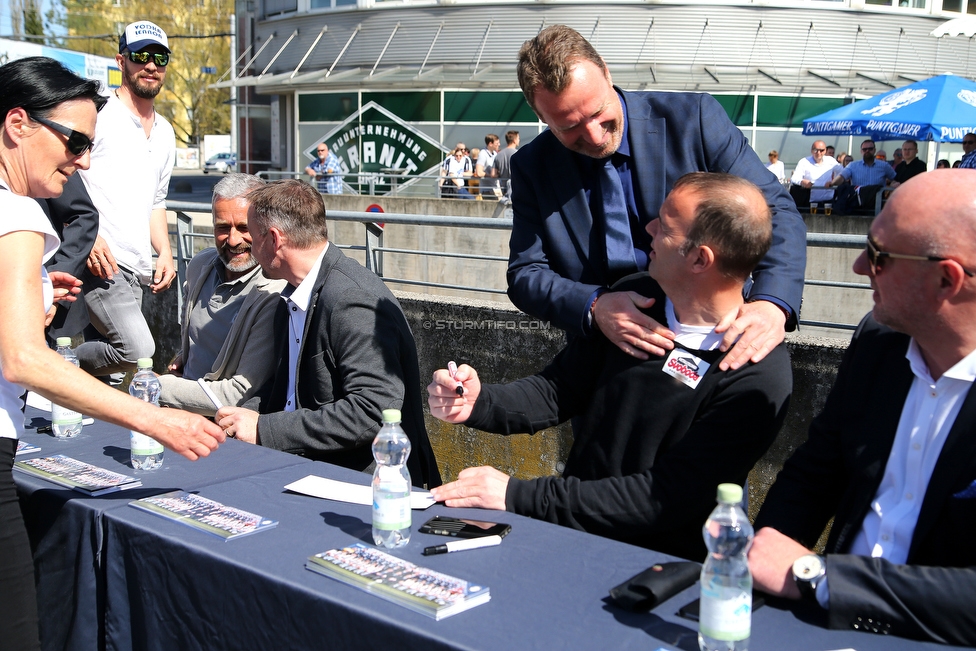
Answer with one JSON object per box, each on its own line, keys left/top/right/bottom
{"left": 203, "top": 152, "right": 236, "bottom": 174}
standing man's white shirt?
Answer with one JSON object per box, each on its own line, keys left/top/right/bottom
{"left": 80, "top": 92, "right": 175, "bottom": 284}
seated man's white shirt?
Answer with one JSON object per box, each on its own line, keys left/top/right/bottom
{"left": 848, "top": 339, "right": 976, "bottom": 563}
{"left": 791, "top": 156, "right": 839, "bottom": 203}
{"left": 282, "top": 244, "right": 329, "bottom": 412}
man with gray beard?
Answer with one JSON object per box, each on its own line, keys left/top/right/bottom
{"left": 158, "top": 174, "right": 286, "bottom": 416}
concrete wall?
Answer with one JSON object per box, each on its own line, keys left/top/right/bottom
{"left": 322, "top": 193, "right": 513, "bottom": 306}
{"left": 146, "top": 287, "right": 847, "bottom": 519}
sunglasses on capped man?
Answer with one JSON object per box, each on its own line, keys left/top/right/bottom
{"left": 126, "top": 51, "right": 170, "bottom": 67}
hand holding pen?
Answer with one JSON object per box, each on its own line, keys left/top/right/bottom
{"left": 426, "top": 362, "right": 481, "bottom": 424}
{"left": 447, "top": 361, "right": 464, "bottom": 396}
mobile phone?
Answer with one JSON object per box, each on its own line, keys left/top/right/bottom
{"left": 419, "top": 515, "right": 512, "bottom": 539}
{"left": 676, "top": 594, "right": 765, "bottom": 622}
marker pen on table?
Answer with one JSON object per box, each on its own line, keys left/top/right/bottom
{"left": 447, "top": 361, "right": 464, "bottom": 396}
{"left": 197, "top": 378, "right": 224, "bottom": 410}
{"left": 422, "top": 535, "right": 502, "bottom": 556}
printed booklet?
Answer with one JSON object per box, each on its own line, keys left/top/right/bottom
{"left": 14, "top": 455, "right": 142, "bottom": 496}
{"left": 306, "top": 543, "right": 490, "bottom": 620}
{"left": 15, "top": 440, "right": 42, "bottom": 456}
{"left": 129, "top": 490, "right": 278, "bottom": 541}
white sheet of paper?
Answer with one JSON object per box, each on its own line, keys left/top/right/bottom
{"left": 284, "top": 474, "right": 436, "bottom": 510}
{"left": 25, "top": 392, "right": 92, "bottom": 425}
{"left": 26, "top": 392, "right": 52, "bottom": 411}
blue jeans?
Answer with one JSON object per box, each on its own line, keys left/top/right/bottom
{"left": 75, "top": 266, "right": 156, "bottom": 377}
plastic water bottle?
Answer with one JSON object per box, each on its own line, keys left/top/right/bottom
{"left": 372, "top": 409, "right": 411, "bottom": 548}
{"left": 51, "top": 337, "right": 83, "bottom": 439}
{"left": 128, "top": 358, "right": 164, "bottom": 470}
{"left": 699, "top": 483, "right": 754, "bottom": 651}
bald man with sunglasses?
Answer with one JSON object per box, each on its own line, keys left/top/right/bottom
{"left": 750, "top": 169, "right": 976, "bottom": 646}
{"left": 74, "top": 20, "right": 176, "bottom": 381}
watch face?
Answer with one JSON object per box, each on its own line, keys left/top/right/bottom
{"left": 793, "top": 554, "right": 826, "bottom": 581}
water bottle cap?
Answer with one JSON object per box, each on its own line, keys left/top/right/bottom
{"left": 381, "top": 409, "right": 402, "bottom": 423}
{"left": 716, "top": 483, "right": 743, "bottom": 504}
{"left": 136, "top": 358, "right": 154, "bottom": 369}
{"left": 56, "top": 337, "right": 72, "bottom": 346}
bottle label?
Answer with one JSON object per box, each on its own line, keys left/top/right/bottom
{"left": 130, "top": 431, "right": 164, "bottom": 455}
{"left": 699, "top": 586, "right": 751, "bottom": 641}
{"left": 372, "top": 493, "right": 410, "bottom": 530}
{"left": 52, "top": 404, "right": 82, "bottom": 426}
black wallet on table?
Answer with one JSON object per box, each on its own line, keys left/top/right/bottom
{"left": 608, "top": 561, "right": 701, "bottom": 612}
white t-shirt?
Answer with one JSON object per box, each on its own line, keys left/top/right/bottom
{"left": 665, "top": 298, "right": 724, "bottom": 351}
{"left": 0, "top": 182, "right": 60, "bottom": 440}
{"left": 766, "top": 160, "right": 786, "bottom": 183}
{"left": 79, "top": 93, "right": 176, "bottom": 284}
{"left": 477, "top": 149, "right": 498, "bottom": 189}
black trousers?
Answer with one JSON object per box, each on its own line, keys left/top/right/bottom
{"left": 0, "top": 437, "right": 40, "bottom": 651}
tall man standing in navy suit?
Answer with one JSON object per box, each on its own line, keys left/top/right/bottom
{"left": 749, "top": 170, "right": 976, "bottom": 646}
{"left": 508, "top": 25, "right": 806, "bottom": 370}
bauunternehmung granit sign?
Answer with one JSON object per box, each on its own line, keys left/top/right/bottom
{"left": 304, "top": 102, "right": 447, "bottom": 195}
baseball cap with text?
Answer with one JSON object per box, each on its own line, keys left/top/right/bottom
{"left": 119, "top": 21, "right": 170, "bottom": 53}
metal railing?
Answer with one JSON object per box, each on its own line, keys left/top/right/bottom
{"left": 168, "top": 202, "right": 869, "bottom": 331}
{"left": 255, "top": 170, "right": 503, "bottom": 199}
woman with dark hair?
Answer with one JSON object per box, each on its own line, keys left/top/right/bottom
{"left": 937, "top": 159, "right": 951, "bottom": 169}
{"left": 0, "top": 57, "right": 224, "bottom": 649}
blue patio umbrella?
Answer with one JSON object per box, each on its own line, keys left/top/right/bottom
{"left": 803, "top": 74, "right": 976, "bottom": 143}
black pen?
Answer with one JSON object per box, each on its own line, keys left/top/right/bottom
{"left": 422, "top": 535, "right": 502, "bottom": 556}
{"left": 447, "top": 361, "right": 464, "bottom": 396}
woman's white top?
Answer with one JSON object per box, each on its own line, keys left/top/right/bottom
{"left": 0, "top": 180, "right": 60, "bottom": 439}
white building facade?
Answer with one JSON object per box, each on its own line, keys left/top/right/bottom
{"left": 220, "top": 0, "right": 976, "bottom": 191}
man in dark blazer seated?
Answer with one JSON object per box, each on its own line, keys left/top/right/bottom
{"left": 749, "top": 169, "right": 976, "bottom": 646}
{"left": 428, "top": 173, "right": 792, "bottom": 560}
{"left": 508, "top": 25, "right": 806, "bottom": 372}
{"left": 215, "top": 180, "right": 440, "bottom": 489}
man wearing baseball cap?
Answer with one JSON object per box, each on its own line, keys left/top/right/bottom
{"left": 75, "top": 21, "right": 176, "bottom": 381}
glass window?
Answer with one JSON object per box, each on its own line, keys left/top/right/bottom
{"left": 299, "top": 93, "right": 358, "bottom": 122}
{"left": 757, "top": 96, "right": 850, "bottom": 128}
{"left": 444, "top": 92, "right": 536, "bottom": 123}
{"left": 264, "top": 0, "right": 296, "bottom": 16}
{"left": 310, "top": 0, "right": 356, "bottom": 7}
{"left": 944, "top": 0, "right": 962, "bottom": 10}
{"left": 865, "top": 0, "right": 927, "bottom": 5}
{"left": 363, "top": 92, "right": 440, "bottom": 122}
{"left": 712, "top": 95, "right": 755, "bottom": 127}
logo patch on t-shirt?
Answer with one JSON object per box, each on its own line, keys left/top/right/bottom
{"left": 662, "top": 348, "right": 710, "bottom": 389}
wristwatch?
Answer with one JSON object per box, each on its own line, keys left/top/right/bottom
{"left": 792, "top": 554, "right": 826, "bottom": 601}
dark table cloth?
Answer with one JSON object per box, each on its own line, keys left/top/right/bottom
{"left": 100, "top": 462, "right": 971, "bottom": 651}
{"left": 14, "top": 408, "right": 309, "bottom": 651}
